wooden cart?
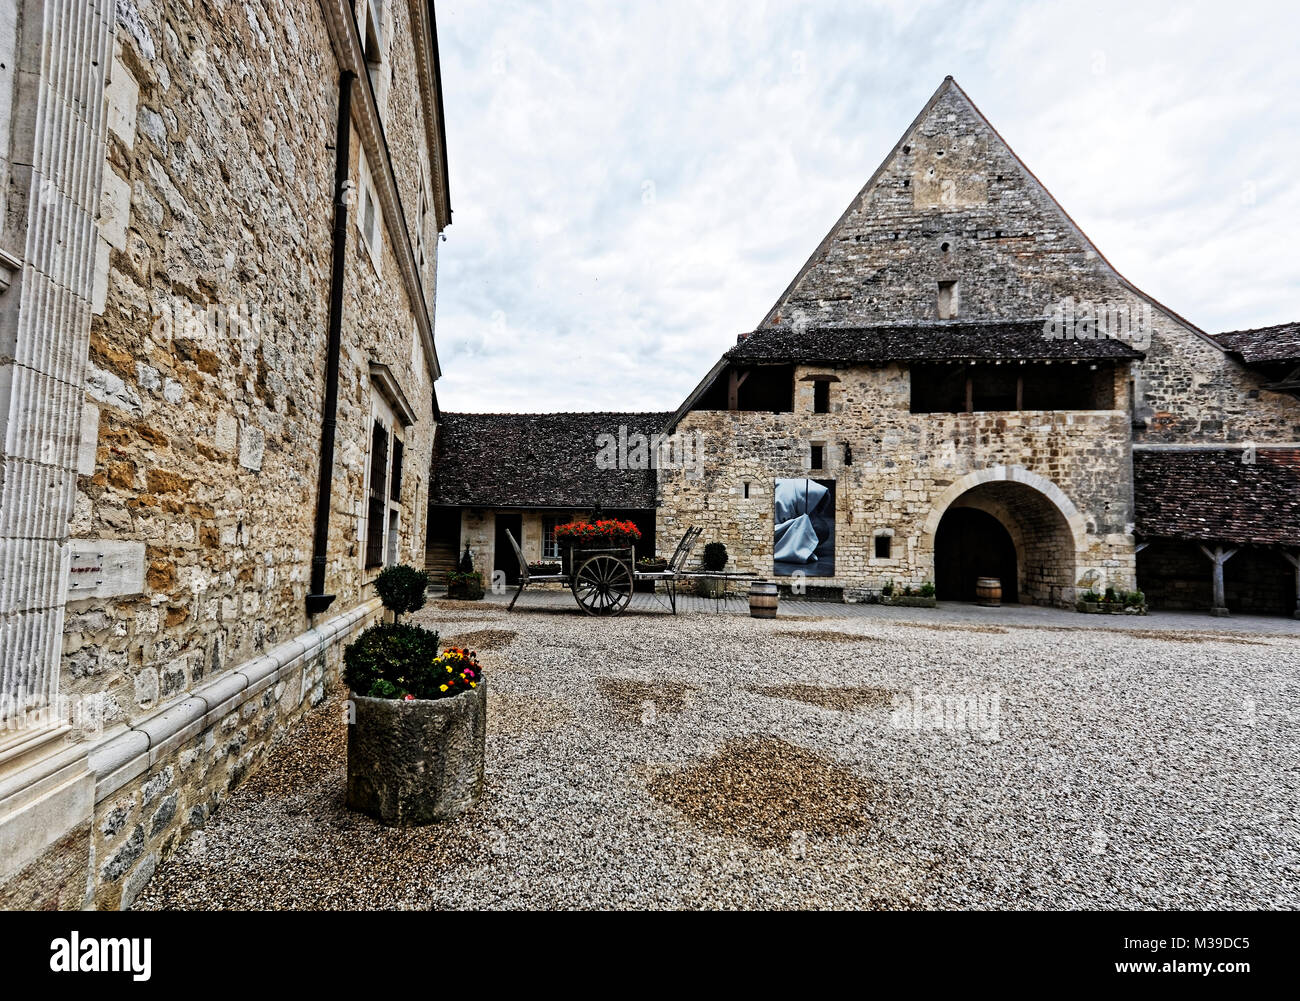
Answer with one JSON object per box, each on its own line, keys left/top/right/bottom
{"left": 504, "top": 527, "right": 703, "bottom": 615}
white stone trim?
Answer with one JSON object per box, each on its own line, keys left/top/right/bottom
{"left": 88, "top": 597, "right": 381, "bottom": 803}
{"left": 0, "top": 0, "right": 115, "bottom": 731}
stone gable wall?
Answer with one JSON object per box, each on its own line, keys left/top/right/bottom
{"left": 764, "top": 84, "right": 1299, "bottom": 447}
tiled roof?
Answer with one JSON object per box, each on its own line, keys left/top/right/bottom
{"left": 428, "top": 412, "right": 670, "bottom": 509}
{"left": 1134, "top": 448, "right": 1300, "bottom": 547}
{"left": 1213, "top": 322, "right": 1300, "bottom": 365}
{"left": 728, "top": 320, "right": 1145, "bottom": 364}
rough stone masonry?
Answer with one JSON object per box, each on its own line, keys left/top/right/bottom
{"left": 0, "top": 0, "right": 450, "bottom": 908}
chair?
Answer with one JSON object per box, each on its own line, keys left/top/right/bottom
{"left": 635, "top": 525, "right": 701, "bottom": 614}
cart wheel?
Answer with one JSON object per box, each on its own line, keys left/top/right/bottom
{"left": 573, "top": 554, "right": 633, "bottom": 616}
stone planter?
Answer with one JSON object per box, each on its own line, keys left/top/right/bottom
{"left": 1076, "top": 600, "right": 1146, "bottom": 615}
{"left": 884, "top": 595, "right": 937, "bottom": 608}
{"left": 446, "top": 574, "right": 484, "bottom": 600}
{"left": 346, "top": 683, "right": 487, "bottom": 825}
{"left": 697, "top": 575, "right": 727, "bottom": 598}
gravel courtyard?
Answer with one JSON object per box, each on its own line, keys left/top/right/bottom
{"left": 136, "top": 597, "right": 1300, "bottom": 910}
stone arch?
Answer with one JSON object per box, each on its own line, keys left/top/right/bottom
{"left": 922, "top": 466, "right": 1087, "bottom": 607}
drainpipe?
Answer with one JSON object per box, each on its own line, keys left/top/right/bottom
{"left": 307, "top": 71, "right": 356, "bottom": 616}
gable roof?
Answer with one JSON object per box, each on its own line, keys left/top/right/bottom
{"left": 727, "top": 320, "right": 1143, "bottom": 365}
{"left": 1212, "top": 322, "right": 1300, "bottom": 366}
{"left": 429, "top": 412, "right": 670, "bottom": 509}
{"left": 756, "top": 76, "right": 1219, "bottom": 350}
{"left": 1134, "top": 448, "right": 1300, "bottom": 547}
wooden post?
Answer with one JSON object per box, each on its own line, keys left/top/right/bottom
{"left": 965, "top": 369, "right": 973, "bottom": 413}
{"left": 1015, "top": 373, "right": 1024, "bottom": 410}
{"left": 1284, "top": 550, "right": 1300, "bottom": 620}
{"left": 727, "top": 368, "right": 749, "bottom": 411}
{"left": 1199, "top": 544, "right": 1238, "bottom": 617}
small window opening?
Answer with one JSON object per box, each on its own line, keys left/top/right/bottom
{"left": 743, "top": 481, "right": 750, "bottom": 499}
{"left": 810, "top": 445, "right": 824, "bottom": 469}
{"left": 875, "top": 535, "right": 891, "bottom": 559}
{"left": 813, "top": 380, "right": 830, "bottom": 414}
{"left": 843, "top": 443, "right": 853, "bottom": 466}
{"left": 937, "top": 280, "right": 959, "bottom": 319}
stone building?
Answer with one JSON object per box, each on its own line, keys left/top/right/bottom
{"left": 0, "top": 0, "right": 450, "bottom": 908}
{"left": 426, "top": 412, "right": 667, "bottom": 585}
{"left": 659, "top": 77, "right": 1300, "bottom": 611}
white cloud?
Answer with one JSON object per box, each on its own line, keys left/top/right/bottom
{"left": 433, "top": 0, "right": 1300, "bottom": 412}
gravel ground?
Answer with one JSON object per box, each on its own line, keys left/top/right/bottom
{"left": 135, "top": 601, "right": 1300, "bottom": 909}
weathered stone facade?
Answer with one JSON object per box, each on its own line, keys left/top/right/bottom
{"left": 1, "top": 0, "right": 449, "bottom": 908}
{"left": 659, "top": 77, "right": 1298, "bottom": 604}
{"left": 661, "top": 363, "right": 1133, "bottom": 603}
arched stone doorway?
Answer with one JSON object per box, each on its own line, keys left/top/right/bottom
{"left": 935, "top": 508, "right": 1019, "bottom": 602}
{"left": 924, "top": 467, "right": 1084, "bottom": 608}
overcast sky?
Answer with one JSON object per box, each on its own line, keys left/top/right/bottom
{"left": 431, "top": 0, "right": 1300, "bottom": 414}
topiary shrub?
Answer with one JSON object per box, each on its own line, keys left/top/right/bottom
{"left": 343, "top": 623, "right": 442, "bottom": 699}
{"left": 457, "top": 545, "right": 475, "bottom": 574}
{"left": 375, "top": 563, "right": 429, "bottom": 620}
{"left": 702, "top": 542, "right": 728, "bottom": 572}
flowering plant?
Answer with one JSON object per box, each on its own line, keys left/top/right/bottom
{"left": 554, "top": 519, "right": 642, "bottom": 546}
{"left": 432, "top": 646, "right": 482, "bottom": 697}
{"left": 343, "top": 625, "right": 484, "bottom": 700}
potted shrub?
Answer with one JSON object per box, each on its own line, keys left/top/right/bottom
{"left": 637, "top": 555, "right": 668, "bottom": 573}
{"left": 698, "top": 541, "right": 728, "bottom": 598}
{"left": 344, "top": 630, "right": 486, "bottom": 824}
{"left": 1077, "top": 587, "right": 1147, "bottom": 615}
{"left": 447, "top": 545, "right": 484, "bottom": 600}
{"left": 527, "top": 560, "right": 562, "bottom": 577}
{"left": 886, "top": 581, "right": 937, "bottom": 608}
{"left": 344, "top": 573, "right": 487, "bottom": 826}
{"left": 375, "top": 563, "right": 428, "bottom": 621}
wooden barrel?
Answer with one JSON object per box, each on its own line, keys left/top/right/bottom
{"left": 749, "top": 580, "right": 778, "bottom": 618}
{"left": 975, "top": 577, "right": 1002, "bottom": 607}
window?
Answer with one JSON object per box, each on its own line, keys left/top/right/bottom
{"left": 810, "top": 444, "right": 824, "bottom": 469}
{"left": 357, "top": 154, "right": 382, "bottom": 274}
{"left": 813, "top": 380, "right": 830, "bottom": 413}
{"left": 743, "top": 481, "right": 750, "bottom": 499}
{"left": 363, "top": 0, "right": 390, "bottom": 119}
{"left": 875, "top": 535, "right": 891, "bottom": 559}
{"left": 843, "top": 443, "right": 853, "bottom": 466}
{"left": 542, "top": 517, "right": 561, "bottom": 560}
{"left": 364, "top": 394, "right": 404, "bottom": 569}
{"left": 937, "top": 280, "right": 959, "bottom": 319}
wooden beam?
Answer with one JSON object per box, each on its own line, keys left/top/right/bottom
{"left": 727, "top": 368, "right": 749, "bottom": 411}
{"left": 1284, "top": 550, "right": 1300, "bottom": 619}
{"left": 1198, "top": 544, "right": 1238, "bottom": 616}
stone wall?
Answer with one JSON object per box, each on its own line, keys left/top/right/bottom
{"left": 659, "top": 362, "right": 1137, "bottom": 603}
{"left": 66, "top": 0, "right": 435, "bottom": 735}
{"left": 1, "top": 0, "right": 445, "bottom": 909}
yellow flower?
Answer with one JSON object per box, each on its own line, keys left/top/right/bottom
{"left": 440, "top": 684, "right": 448, "bottom": 692}
{"left": 470, "top": 682, "right": 476, "bottom": 688}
